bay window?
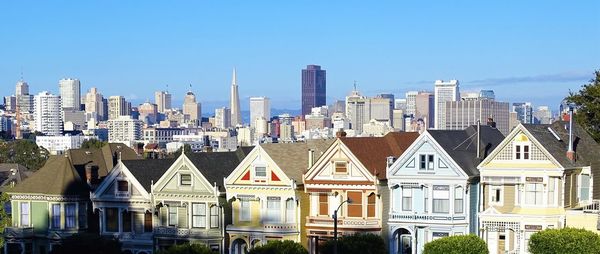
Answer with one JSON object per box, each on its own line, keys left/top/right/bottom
{"left": 65, "top": 204, "right": 76, "bottom": 229}
{"left": 266, "top": 197, "right": 281, "bottom": 223}
{"left": 525, "top": 183, "right": 543, "bottom": 205}
{"left": 433, "top": 185, "right": 449, "bottom": 213}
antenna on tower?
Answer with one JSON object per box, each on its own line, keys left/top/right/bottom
{"left": 189, "top": 83, "right": 192, "bottom": 90}
{"left": 166, "top": 84, "right": 169, "bottom": 93}
{"left": 353, "top": 80, "right": 357, "bottom": 91}
{"left": 20, "top": 67, "right": 24, "bottom": 81}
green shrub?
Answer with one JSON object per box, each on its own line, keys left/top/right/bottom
{"left": 423, "top": 234, "right": 488, "bottom": 254}
{"left": 319, "top": 233, "right": 386, "bottom": 254}
{"left": 248, "top": 240, "right": 307, "bottom": 254}
{"left": 528, "top": 227, "right": 600, "bottom": 254}
{"left": 156, "top": 243, "right": 216, "bottom": 254}
{"left": 49, "top": 233, "right": 122, "bottom": 254}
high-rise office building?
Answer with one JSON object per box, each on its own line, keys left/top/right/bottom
{"left": 154, "top": 90, "right": 172, "bottom": 113}
{"left": 434, "top": 80, "right": 460, "bottom": 129}
{"left": 85, "top": 87, "right": 106, "bottom": 121}
{"left": 512, "top": 102, "right": 533, "bottom": 124}
{"left": 533, "top": 106, "right": 553, "bottom": 124}
{"left": 107, "top": 116, "right": 142, "bottom": 147}
{"left": 183, "top": 91, "right": 201, "bottom": 123}
{"left": 138, "top": 102, "right": 158, "bottom": 125}
{"left": 301, "top": 65, "right": 326, "bottom": 116}
{"left": 108, "top": 96, "right": 130, "bottom": 120}
{"left": 16, "top": 95, "right": 34, "bottom": 114}
{"left": 345, "top": 88, "right": 391, "bottom": 134}
{"left": 230, "top": 68, "right": 242, "bottom": 126}
{"left": 34, "top": 91, "right": 63, "bottom": 136}
{"left": 405, "top": 91, "right": 419, "bottom": 116}
{"left": 4, "top": 96, "right": 16, "bottom": 112}
{"left": 16, "top": 80, "right": 29, "bottom": 96}
{"left": 415, "top": 92, "right": 435, "bottom": 128}
{"left": 376, "top": 93, "right": 395, "bottom": 127}
{"left": 250, "top": 97, "right": 270, "bottom": 128}
{"left": 444, "top": 97, "right": 510, "bottom": 135}
{"left": 215, "top": 107, "right": 231, "bottom": 129}
{"left": 59, "top": 78, "right": 81, "bottom": 110}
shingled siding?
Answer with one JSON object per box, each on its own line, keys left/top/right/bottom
{"left": 469, "top": 181, "right": 479, "bottom": 234}
{"left": 378, "top": 181, "right": 390, "bottom": 249}
{"left": 297, "top": 189, "right": 310, "bottom": 249}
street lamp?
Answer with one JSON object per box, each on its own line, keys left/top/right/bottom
{"left": 333, "top": 198, "right": 352, "bottom": 254}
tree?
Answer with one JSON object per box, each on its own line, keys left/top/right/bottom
{"left": 0, "top": 140, "right": 48, "bottom": 171}
{"left": 319, "top": 233, "right": 386, "bottom": 254}
{"left": 423, "top": 234, "right": 488, "bottom": 254}
{"left": 248, "top": 240, "right": 307, "bottom": 254}
{"left": 566, "top": 70, "right": 600, "bottom": 142}
{"left": 0, "top": 193, "right": 11, "bottom": 247}
{"left": 173, "top": 144, "right": 192, "bottom": 157}
{"left": 156, "top": 244, "right": 216, "bottom": 254}
{"left": 49, "top": 233, "right": 122, "bottom": 254}
{"left": 528, "top": 227, "right": 600, "bottom": 254}
{"left": 81, "top": 139, "right": 107, "bottom": 149}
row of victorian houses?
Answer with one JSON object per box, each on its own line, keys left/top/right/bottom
{"left": 4, "top": 118, "right": 600, "bottom": 254}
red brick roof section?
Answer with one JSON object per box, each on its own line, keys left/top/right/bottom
{"left": 339, "top": 132, "right": 419, "bottom": 180}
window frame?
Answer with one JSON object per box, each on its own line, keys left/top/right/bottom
{"left": 367, "top": 193, "right": 376, "bottom": 217}
{"left": 318, "top": 193, "right": 329, "bottom": 216}
{"left": 168, "top": 206, "right": 178, "bottom": 227}
{"left": 65, "top": 203, "right": 77, "bottom": 229}
{"left": 179, "top": 173, "right": 192, "bottom": 186}
{"left": 51, "top": 203, "right": 61, "bottom": 229}
{"left": 524, "top": 183, "right": 543, "bottom": 206}
{"left": 254, "top": 166, "right": 267, "bottom": 178}
{"left": 419, "top": 154, "right": 434, "bottom": 170}
{"left": 105, "top": 208, "right": 119, "bottom": 232}
{"left": 432, "top": 185, "right": 450, "bottom": 214}
{"left": 490, "top": 185, "right": 503, "bottom": 206}
{"left": 192, "top": 203, "right": 207, "bottom": 228}
{"left": 454, "top": 187, "right": 464, "bottom": 214}
{"left": 144, "top": 211, "right": 153, "bottom": 232}
{"left": 285, "top": 199, "right": 295, "bottom": 223}
{"left": 334, "top": 161, "right": 348, "bottom": 174}
{"left": 266, "top": 197, "right": 281, "bottom": 223}
{"left": 210, "top": 205, "right": 219, "bottom": 228}
{"left": 402, "top": 187, "right": 412, "bottom": 211}
{"left": 579, "top": 174, "right": 591, "bottom": 203}
{"left": 240, "top": 199, "right": 251, "bottom": 221}
{"left": 347, "top": 191, "right": 363, "bottom": 218}
{"left": 122, "top": 210, "right": 132, "bottom": 232}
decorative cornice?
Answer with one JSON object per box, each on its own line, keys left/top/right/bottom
{"left": 10, "top": 194, "right": 86, "bottom": 202}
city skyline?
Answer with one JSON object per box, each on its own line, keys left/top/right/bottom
{"left": 1, "top": 1, "right": 598, "bottom": 111}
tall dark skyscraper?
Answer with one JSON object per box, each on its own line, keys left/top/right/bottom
{"left": 301, "top": 65, "right": 326, "bottom": 116}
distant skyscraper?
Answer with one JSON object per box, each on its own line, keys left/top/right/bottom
{"left": 533, "top": 106, "right": 553, "bottom": 124}
{"left": 108, "top": 96, "right": 130, "bottom": 120}
{"left": 59, "top": 78, "right": 81, "bottom": 110}
{"left": 215, "top": 107, "right": 231, "bottom": 129}
{"left": 15, "top": 80, "right": 29, "bottom": 96}
{"left": 154, "top": 90, "right": 172, "bottom": 113}
{"left": 138, "top": 102, "right": 158, "bottom": 125}
{"left": 34, "top": 91, "right": 63, "bottom": 136}
{"left": 415, "top": 92, "right": 435, "bottom": 128}
{"left": 15, "top": 79, "right": 33, "bottom": 114}
{"left": 445, "top": 98, "right": 510, "bottom": 135}
{"left": 85, "top": 87, "right": 105, "bottom": 121}
{"left": 4, "top": 96, "right": 16, "bottom": 112}
{"left": 107, "top": 116, "right": 142, "bottom": 147}
{"left": 512, "top": 102, "right": 533, "bottom": 124}
{"left": 405, "top": 91, "right": 419, "bottom": 116}
{"left": 301, "top": 65, "right": 326, "bottom": 116}
{"left": 230, "top": 68, "right": 242, "bottom": 126}
{"left": 183, "top": 90, "right": 201, "bottom": 123}
{"left": 434, "top": 80, "right": 460, "bottom": 129}
{"left": 250, "top": 97, "right": 270, "bottom": 128}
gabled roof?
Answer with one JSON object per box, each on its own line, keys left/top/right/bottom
{"left": 339, "top": 132, "right": 420, "bottom": 180}
{"left": 124, "top": 158, "right": 176, "bottom": 192}
{"left": 260, "top": 139, "right": 334, "bottom": 182}
{"left": 68, "top": 142, "right": 139, "bottom": 182}
{"left": 0, "top": 163, "right": 30, "bottom": 190}
{"left": 428, "top": 125, "right": 505, "bottom": 176}
{"left": 9, "top": 156, "right": 89, "bottom": 196}
{"left": 523, "top": 121, "right": 600, "bottom": 168}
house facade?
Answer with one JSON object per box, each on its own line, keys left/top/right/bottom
{"left": 224, "top": 140, "right": 332, "bottom": 254}
{"left": 387, "top": 126, "right": 504, "bottom": 254}
{"left": 303, "top": 132, "right": 419, "bottom": 254}
{"left": 478, "top": 121, "right": 600, "bottom": 254}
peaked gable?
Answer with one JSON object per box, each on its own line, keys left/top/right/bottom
{"left": 153, "top": 154, "right": 217, "bottom": 195}
{"left": 9, "top": 156, "right": 89, "bottom": 196}
{"left": 92, "top": 160, "right": 151, "bottom": 200}
{"left": 226, "top": 146, "right": 291, "bottom": 187}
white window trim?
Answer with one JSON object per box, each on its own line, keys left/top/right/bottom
{"left": 239, "top": 199, "right": 251, "bottom": 222}
{"left": 19, "top": 201, "right": 31, "bottom": 227}
{"left": 253, "top": 164, "right": 267, "bottom": 179}
{"left": 168, "top": 206, "right": 178, "bottom": 227}
{"left": 578, "top": 174, "right": 592, "bottom": 204}
{"left": 333, "top": 161, "right": 349, "bottom": 175}
{"left": 191, "top": 202, "right": 207, "bottom": 228}
{"left": 522, "top": 182, "right": 545, "bottom": 208}
{"left": 418, "top": 154, "right": 435, "bottom": 171}
{"left": 490, "top": 185, "right": 503, "bottom": 206}
{"left": 178, "top": 172, "right": 193, "bottom": 187}
{"left": 513, "top": 141, "right": 532, "bottom": 161}
{"left": 115, "top": 177, "right": 131, "bottom": 197}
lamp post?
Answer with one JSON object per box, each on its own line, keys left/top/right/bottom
{"left": 333, "top": 198, "right": 352, "bottom": 254}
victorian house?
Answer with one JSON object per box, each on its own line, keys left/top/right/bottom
{"left": 478, "top": 120, "right": 600, "bottom": 254}
{"left": 302, "top": 132, "right": 419, "bottom": 253}
{"left": 386, "top": 125, "right": 504, "bottom": 254}
{"left": 224, "top": 140, "right": 332, "bottom": 254}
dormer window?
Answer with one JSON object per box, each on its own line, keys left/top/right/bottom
{"left": 334, "top": 161, "right": 348, "bottom": 174}
{"left": 180, "top": 174, "right": 192, "bottom": 186}
{"left": 515, "top": 145, "right": 530, "bottom": 160}
{"left": 255, "top": 166, "right": 267, "bottom": 178}
{"left": 117, "top": 180, "right": 129, "bottom": 192}
{"left": 419, "top": 154, "right": 434, "bottom": 170}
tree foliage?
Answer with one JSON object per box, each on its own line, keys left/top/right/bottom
{"left": 80, "top": 139, "right": 107, "bottom": 149}
{"left": 173, "top": 144, "right": 193, "bottom": 157}
{"left": 49, "top": 233, "right": 122, "bottom": 254}
{"left": 528, "top": 227, "right": 600, "bottom": 254}
{"left": 0, "top": 139, "right": 48, "bottom": 170}
{"left": 0, "top": 193, "right": 11, "bottom": 247}
{"left": 566, "top": 70, "right": 600, "bottom": 142}
{"left": 319, "top": 233, "right": 386, "bottom": 254}
{"left": 423, "top": 234, "right": 488, "bottom": 254}
{"left": 155, "top": 244, "right": 216, "bottom": 254}
{"left": 248, "top": 240, "right": 307, "bottom": 254}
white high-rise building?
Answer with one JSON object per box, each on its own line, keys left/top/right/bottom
{"left": 444, "top": 98, "right": 510, "bottom": 135}
{"left": 59, "top": 78, "right": 81, "bottom": 110}
{"left": 155, "top": 90, "right": 172, "bottom": 113}
{"left": 249, "top": 97, "right": 270, "bottom": 128}
{"left": 16, "top": 80, "right": 29, "bottom": 96}
{"left": 34, "top": 91, "right": 63, "bottom": 136}
{"left": 108, "top": 96, "right": 130, "bottom": 120}
{"left": 85, "top": 87, "right": 105, "bottom": 121}
{"left": 183, "top": 91, "right": 202, "bottom": 123}
{"left": 215, "top": 107, "right": 231, "bottom": 129}
{"left": 107, "top": 116, "right": 142, "bottom": 147}
{"left": 434, "top": 79, "right": 460, "bottom": 129}
{"left": 345, "top": 88, "right": 392, "bottom": 134}
{"left": 405, "top": 91, "right": 419, "bottom": 115}
{"left": 230, "top": 68, "right": 242, "bottom": 126}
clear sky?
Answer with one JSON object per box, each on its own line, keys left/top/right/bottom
{"left": 1, "top": 1, "right": 599, "bottom": 113}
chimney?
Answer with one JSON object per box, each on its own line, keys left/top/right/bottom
{"left": 308, "top": 149, "right": 315, "bottom": 168}
{"left": 386, "top": 156, "right": 395, "bottom": 168}
{"left": 567, "top": 106, "right": 575, "bottom": 162}
{"left": 336, "top": 129, "right": 347, "bottom": 138}
{"left": 486, "top": 117, "right": 496, "bottom": 128}
{"left": 85, "top": 164, "right": 99, "bottom": 187}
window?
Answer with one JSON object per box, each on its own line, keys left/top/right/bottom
{"left": 255, "top": 166, "right": 267, "bottom": 178}
{"left": 515, "top": 145, "right": 530, "bottom": 160}
{"left": 192, "top": 203, "right": 206, "bottom": 228}
{"left": 168, "top": 207, "right": 178, "bottom": 226}
{"left": 318, "top": 193, "right": 328, "bottom": 216}
{"left": 525, "top": 183, "right": 543, "bottom": 205}
{"left": 579, "top": 174, "right": 591, "bottom": 202}
{"left": 52, "top": 204, "right": 61, "bottom": 229}
{"left": 432, "top": 232, "right": 449, "bottom": 240}
{"left": 424, "top": 186, "right": 429, "bottom": 213}
{"left": 367, "top": 193, "right": 376, "bottom": 217}
{"left": 20, "top": 202, "right": 30, "bottom": 227}
{"left": 548, "top": 178, "right": 556, "bottom": 206}
{"left": 347, "top": 191, "right": 363, "bottom": 217}
{"left": 266, "top": 197, "right": 281, "bottom": 223}
{"left": 433, "top": 185, "right": 449, "bottom": 213}
{"left": 419, "top": 155, "right": 434, "bottom": 170}
{"left": 286, "top": 199, "right": 295, "bottom": 223}
{"left": 515, "top": 145, "right": 521, "bottom": 159}
{"left": 454, "top": 187, "right": 463, "bottom": 214}
{"left": 122, "top": 210, "right": 132, "bottom": 232}
{"left": 65, "top": 204, "right": 76, "bottom": 229}
{"left": 523, "top": 145, "right": 530, "bottom": 159}
{"left": 335, "top": 162, "right": 348, "bottom": 174}
{"left": 402, "top": 188, "right": 412, "bottom": 211}
{"left": 144, "top": 211, "right": 153, "bottom": 232}
{"left": 240, "top": 199, "right": 251, "bottom": 221}
{"left": 210, "top": 205, "right": 219, "bottom": 228}
{"left": 490, "top": 186, "right": 502, "bottom": 204}
{"left": 117, "top": 180, "right": 129, "bottom": 192}
{"left": 180, "top": 174, "right": 192, "bottom": 186}
{"left": 105, "top": 208, "right": 118, "bottom": 232}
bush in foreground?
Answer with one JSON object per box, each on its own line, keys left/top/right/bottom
{"left": 248, "top": 240, "right": 307, "bottom": 254}
{"left": 319, "top": 233, "right": 386, "bottom": 254}
{"left": 423, "top": 234, "right": 488, "bottom": 254}
{"left": 528, "top": 227, "right": 600, "bottom": 254}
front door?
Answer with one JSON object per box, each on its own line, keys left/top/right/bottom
{"left": 497, "top": 234, "right": 506, "bottom": 254}
{"left": 400, "top": 234, "right": 412, "bottom": 254}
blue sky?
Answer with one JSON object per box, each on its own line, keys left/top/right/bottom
{"left": 1, "top": 1, "right": 598, "bottom": 113}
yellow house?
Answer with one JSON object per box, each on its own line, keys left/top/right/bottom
{"left": 224, "top": 140, "right": 333, "bottom": 254}
{"left": 478, "top": 121, "right": 600, "bottom": 254}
